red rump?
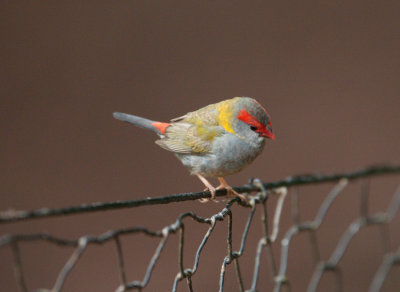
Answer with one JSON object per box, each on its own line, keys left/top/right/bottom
{"left": 152, "top": 122, "right": 170, "bottom": 134}
{"left": 237, "top": 109, "right": 275, "bottom": 140}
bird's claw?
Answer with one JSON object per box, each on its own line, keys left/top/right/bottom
{"left": 217, "top": 185, "right": 247, "bottom": 203}
{"left": 196, "top": 175, "right": 247, "bottom": 203}
{"left": 199, "top": 187, "right": 219, "bottom": 203}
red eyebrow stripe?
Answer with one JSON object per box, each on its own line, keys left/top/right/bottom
{"left": 237, "top": 109, "right": 275, "bottom": 140}
{"left": 237, "top": 109, "right": 263, "bottom": 128}
{"left": 152, "top": 122, "right": 171, "bottom": 134}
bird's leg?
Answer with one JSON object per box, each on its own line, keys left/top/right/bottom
{"left": 217, "top": 177, "right": 247, "bottom": 202}
{"left": 196, "top": 174, "right": 218, "bottom": 203}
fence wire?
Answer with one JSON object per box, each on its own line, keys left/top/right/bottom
{"left": 1, "top": 165, "right": 400, "bottom": 292}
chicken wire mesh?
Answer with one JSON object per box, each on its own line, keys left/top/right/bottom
{"left": 1, "top": 165, "right": 400, "bottom": 292}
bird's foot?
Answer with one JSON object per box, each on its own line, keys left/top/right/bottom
{"left": 217, "top": 177, "right": 247, "bottom": 203}
{"left": 199, "top": 186, "right": 219, "bottom": 203}
{"left": 218, "top": 185, "right": 247, "bottom": 202}
{"left": 197, "top": 174, "right": 219, "bottom": 203}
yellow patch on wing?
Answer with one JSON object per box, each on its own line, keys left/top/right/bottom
{"left": 217, "top": 100, "right": 235, "bottom": 134}
{"left": 194, "top": 123, "right": 217, "bottom": 140}
{"left": 185, "top": 124, "right": 222, "bottom": 153}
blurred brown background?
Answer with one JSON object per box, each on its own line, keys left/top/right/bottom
{"left": 1, "top": 1, "right": 400, "bottom": 292}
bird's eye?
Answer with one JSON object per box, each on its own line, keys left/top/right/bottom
{"left": 250, "top": 126, "right": 258, "bottom": 131}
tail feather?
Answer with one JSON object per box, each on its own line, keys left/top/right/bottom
{"left": 113, "top": 112, "right": 170, "bottom": 134}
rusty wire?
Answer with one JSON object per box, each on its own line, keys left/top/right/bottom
{"left": 1, "top": 165, "right": 400, "bottom": 292}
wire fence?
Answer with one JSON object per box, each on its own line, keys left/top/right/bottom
{"left": 1, "top": 165, "right": 400, "bottom": 292}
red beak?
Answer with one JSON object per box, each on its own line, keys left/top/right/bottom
{"left": 260, "top": 126, "right": 275, "bottom": 140}
{"left": 261, "top": 131, "right": 275, "bottom": 140}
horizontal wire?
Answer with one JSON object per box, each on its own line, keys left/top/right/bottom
{"left": 1, "top": 164, "right": 399, "bottom": 224}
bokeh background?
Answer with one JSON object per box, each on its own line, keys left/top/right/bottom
{"left": 1, "top": 1, "right": 400, "bottom": 291}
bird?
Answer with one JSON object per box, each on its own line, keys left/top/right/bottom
{"left": 113, "top": 97, "right": 275, "bottom": 202}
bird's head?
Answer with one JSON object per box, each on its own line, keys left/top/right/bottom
{"left": 218, "top": 97, "right": 275, "bottom": 143}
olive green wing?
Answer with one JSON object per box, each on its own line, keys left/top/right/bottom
{"left": 155, "top": 122, "right": 225, "bottom": 154}
{"left": 155, "top": 104, "right": 225, "bottom": 154}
